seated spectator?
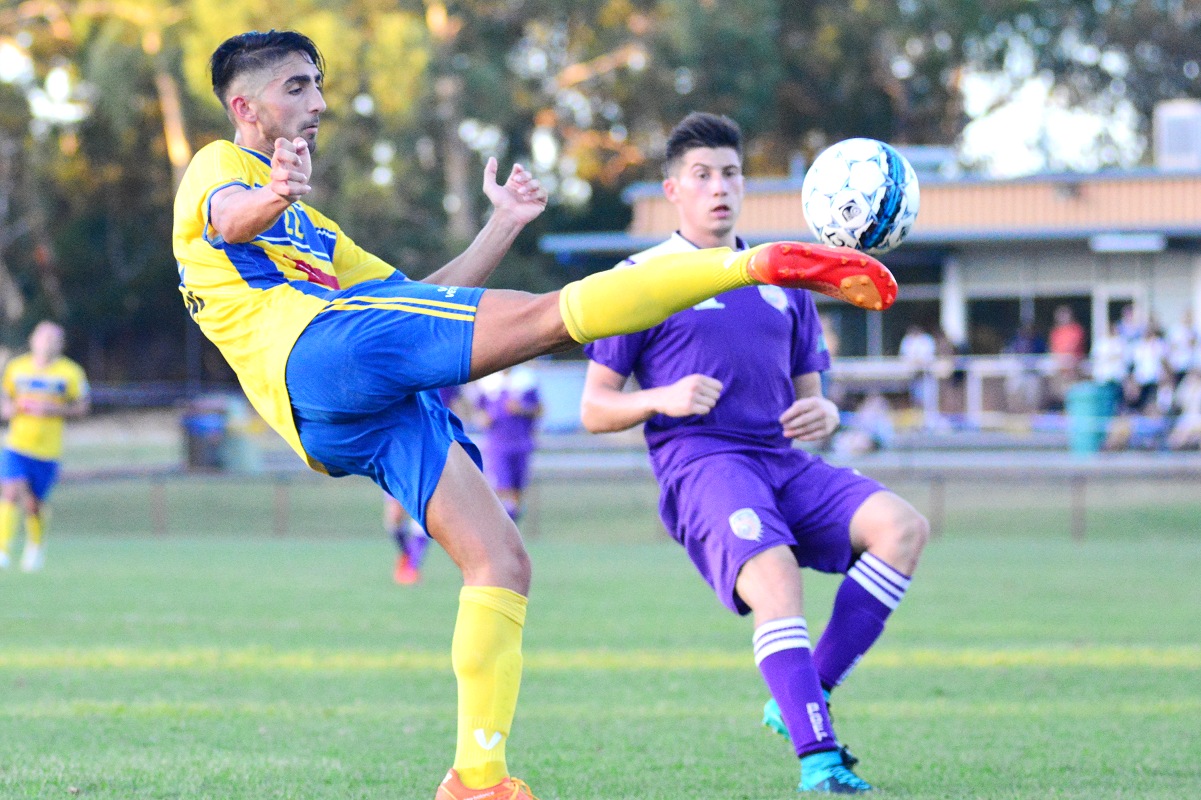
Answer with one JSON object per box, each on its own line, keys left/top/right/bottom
{"left": 1130, "top": 325, "right": 1169, "bottom": 413}
{"left": 832, "top": 392, "right": 895, "bottom": 456}
{"left": 1090, "top": 322, "right": 1131, "bottom": 410}
{"left": 1168, "top": 369, "right": 1201, "bottom": 450}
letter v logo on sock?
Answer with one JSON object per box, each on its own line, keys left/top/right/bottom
{"left": 474, "top": 729, "right": 503, "bottom": 750}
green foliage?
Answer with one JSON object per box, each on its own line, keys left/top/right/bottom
{"left": 2, "top": 0, "right": 1198, "bottom": 378}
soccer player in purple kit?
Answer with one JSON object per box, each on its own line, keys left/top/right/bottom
{"left": 474, "top": 365, "right": 542, "bottom": 523}
{"left": 580, "top": 112, "right": 929, "bottom": 794}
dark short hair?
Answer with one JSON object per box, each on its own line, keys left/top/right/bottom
{"left": 209, "top": 30, "right": 325, "bottom": 107}
{"left": 663, "top": 112, "right": 743, "bottom": 177}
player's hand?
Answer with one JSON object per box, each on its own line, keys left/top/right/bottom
{"left": 780, "top": 396, "right": 840, "bottom": 440}
{"left": 269, "top": 137, "right": 312, "bottom": 202}
{"left": 656, "top": 374, "right": 723, "bottom": 417}
{"left": 483, "top": 158, "right": 547, "bottom": 226}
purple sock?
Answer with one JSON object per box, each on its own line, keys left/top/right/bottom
{"left": 754, "top": 617, "right": 837, "bottom": 758}
{"left": 404, "top": 520, "right": 430, "bottom": 568}
{"left": 502, "top": 499, "right": 521, "bottom": 522}
{"left": 390, "top": 526, "right": 407, "bottom": 554}
{"left": 814, "top": 552, "right": 911, "bottom": 691}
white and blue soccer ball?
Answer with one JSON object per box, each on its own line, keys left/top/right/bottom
{"left": 800, "top": 138, "right": 920, "bottom": 255}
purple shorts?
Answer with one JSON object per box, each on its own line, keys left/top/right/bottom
{"left": 658, "top": 448, "right": 885, "bottom": 615}
{"left": 484, "top": 447, "right": 532, "bottom": 492}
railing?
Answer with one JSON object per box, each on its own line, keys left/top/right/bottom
{"left": 828, "top": 354, "right": 1071, "bottom": 429}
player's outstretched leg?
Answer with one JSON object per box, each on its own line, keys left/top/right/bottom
{"left": 557, "top": 242, "right": 895, "bottom": 345}
{"left": 742, "top": 242, "right": 898, "bottom": 311}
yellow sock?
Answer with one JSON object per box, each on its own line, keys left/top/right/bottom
{"left": 0, "top": 500, "right": 16, "bottom": 557}
{"left": 558, "top": 246, "right": 755, "bottom": 343}
{"left": 25, "top": 512, "right": 43, "bottom": 546}
{"left": 452, "top": 585, "right": 528, "bottom": 789}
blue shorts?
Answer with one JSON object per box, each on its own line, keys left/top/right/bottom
{"left": 285, "top": 280, "right": 486, "bottom": 528}
{"left": 658, "top": 448, "right": 886, "bottom": 615}
{"left": 1, "top": 448, "right": 61, "bottom": 502}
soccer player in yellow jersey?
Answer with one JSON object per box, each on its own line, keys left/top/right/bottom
{"left": 173, "top": 30, "right": 898, "bottom": 800}
{"left": 1, "top": 321, "right": 90, "bottom": 572}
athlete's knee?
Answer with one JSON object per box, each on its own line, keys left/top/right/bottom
{"left": 464, "top": 525, "right": 531, "bottom": 592}
{"left": 874, "top": 503, "right": 929, "bottom": 572}
{"left": 736, "top": 547, "right": 803, "bottom": 619}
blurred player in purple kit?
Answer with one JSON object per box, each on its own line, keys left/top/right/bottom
{"left": 581, "top": 113, "right": 928, "bottom": 794}
{"left": 475, "top": 366, "right": 542, "bottom": 523}
{"left": 386, "top": 386, "right": 465, "bottom": 585}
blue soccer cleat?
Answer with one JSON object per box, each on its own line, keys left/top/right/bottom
{"left": 799, "top": 749, "right": 873, "bottom": 794}
{"left": 764, "top": 698, "right": 860, "bottom": 768}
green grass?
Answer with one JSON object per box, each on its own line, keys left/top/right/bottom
{"left": 1, "top": 478, "right": 1199, "bottom": 799}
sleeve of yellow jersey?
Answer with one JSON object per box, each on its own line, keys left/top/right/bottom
{"left": 67, "top": 361, "right": 89, "bottom": 402}
{"left": 317, "top": 211, "right": 405, "bottom": 287}
{"left": 186, "top": 142, "right": 261, "bottom": 245}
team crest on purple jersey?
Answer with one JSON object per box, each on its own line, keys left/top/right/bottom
{"left": 728, "top": 507, "right": 763, "bottom": 541}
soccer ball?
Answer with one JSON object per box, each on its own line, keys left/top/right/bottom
{"left": 800, "top": 138, "right": 920, "bottom": 255}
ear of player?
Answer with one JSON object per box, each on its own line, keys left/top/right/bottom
{"left": 741, "top": 241, "right": 899, "bottom": 311}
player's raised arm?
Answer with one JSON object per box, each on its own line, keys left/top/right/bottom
{"left": 422, "top": 158, "right": 547, "bottom": 287}
{"left": 210, "top": 137, "right": 312, "bottom": 244}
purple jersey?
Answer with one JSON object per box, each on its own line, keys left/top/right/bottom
{"left": 584, "top": 234, "right": 831, "bottom": 478}
{"left": 475, "top": 367, "right": 540, "bottom": 453}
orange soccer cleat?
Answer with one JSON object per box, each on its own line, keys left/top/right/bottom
{"left": 393, "top": 553, "right": 421, "bottom": 585}
{"left": 434, "top": 769, "right": 540, "bottom": 800}
{"left": 740, "top": 241, "right": 898, "bottom": 311}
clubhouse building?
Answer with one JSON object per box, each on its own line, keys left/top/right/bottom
{"left": 541, "top": 160, "right": 1201, "bottom": 359}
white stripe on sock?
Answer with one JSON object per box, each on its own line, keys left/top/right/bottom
{"left": 853, "top": 562, "right": 906, "bottom": 605}
{"left": 753, "top": 617, "right": 810, "bottom": 665}
{"left": 754, "top": 636, "right": 812, "bottom": 665}
{"left": 753, "top": 616, "right": 808, "bottom": 639}
{"left": 859, "top": 552, "right": 911, "bottom": 591}
{"left": 754, "top": 627, "right": 810, "bottom": 654}
{"left": 849, "top": 563, "right": 902, "bottom": 609}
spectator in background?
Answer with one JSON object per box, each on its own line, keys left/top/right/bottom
{"left": 1116, "top": 303, "right": 1146, "bottom": 344}
{"left": 899, "top": 324, "right": 936, "bottom": 411}
{"left": 1005, "top": 322, "right": 1046, "bottom": 357}
{"left": 1091, "top": 322, "right": 1132, "bottom": 410}
{"left": 1130, "top": 325, "right": 1169, "bottom": 413}
{"left": 1048, "top": 305, "right": 1086, "bottom": 379}
{"left": 1167, "top": 368, "right": 1201, "bottom": 450}
{"left": 475, "top": 365, "right": 542, "bottom": 523}
{"left": 1166, "top": 310, "right": 1197, "bottom": 389}
{"left": 1004, "top": 322, "right": 1047, "bottom": 412}
{"left": 832, "top": 392, "right": 895, "bottom": 456}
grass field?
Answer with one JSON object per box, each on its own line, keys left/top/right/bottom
{"left": 2, "top": 475, "right": 1200, "bottom": 799}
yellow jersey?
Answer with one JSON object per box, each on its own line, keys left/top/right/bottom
{"left": 172, "top": 140, "right": 398, "bottom": 468}
{"left": 2, "top": 353, "right": 89, "bottom": 461}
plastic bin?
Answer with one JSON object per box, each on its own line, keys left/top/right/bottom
{"left": 1065, "top": 382, "right": 1118, "bottom": 454}
{"left": 181, "top": 402, "right": 228, "bottom": 471}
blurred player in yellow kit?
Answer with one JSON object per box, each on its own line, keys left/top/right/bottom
{"left": 1, "top": 321, "right": 90, "bottom": 572}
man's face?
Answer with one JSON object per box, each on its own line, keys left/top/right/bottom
{"left": 663, "top": 147, "right": 743, "bottom": 242}
{"left": 232, "top": 52, "right": 326, "bottom": 153}
{"left": 29, "top": 324, "right": 63, "bottom": 361}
